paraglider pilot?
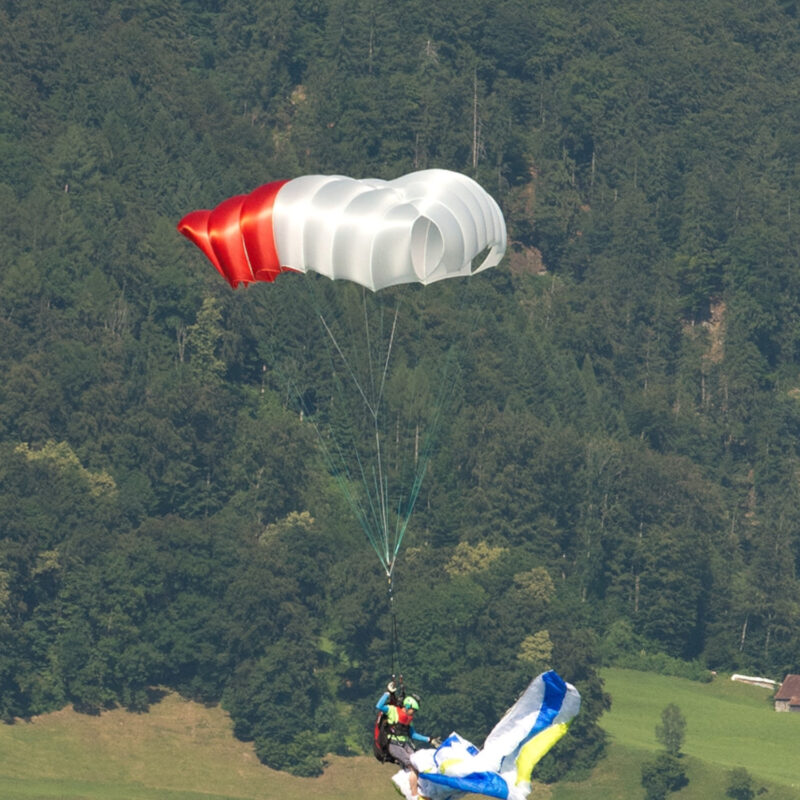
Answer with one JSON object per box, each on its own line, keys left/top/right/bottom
{"left": 376, "top": 682, "right": 440, "bottom": 800}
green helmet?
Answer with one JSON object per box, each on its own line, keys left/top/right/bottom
{"left": 403, "top": 696, "right": 420, "bottom": 711}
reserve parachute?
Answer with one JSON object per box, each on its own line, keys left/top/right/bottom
{"left": 178, "top": 169, "right": 507, "bottom": 670}
{"left": 178, "top": 169, "right": 507, "bottom": 580}
{"left": 177, "top": 169, "right": 506, "bottom": 292}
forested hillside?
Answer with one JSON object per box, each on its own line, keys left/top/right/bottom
{"left": 2, "top": 0, "right": 800, "bottom": 781}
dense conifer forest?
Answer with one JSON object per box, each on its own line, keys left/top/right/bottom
{"left": 2, "top": 0, "right": 800, "bottom": 780}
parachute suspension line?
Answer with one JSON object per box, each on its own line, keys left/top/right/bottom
{"left": 311, "top": 281, "right": 481, "bottom": 593}
{"left": 374, "top": 422, "right": 389, "bottom": 565}
{"left": 279, "top": 317, "right": 390, "bottom": 574}
{"left": 371, "top": 304, "right": 398, "bottom": 568}
{"left": 313, "top": 310, "right": 390, "bottom": 569}
{"left": 362, "top": 288, "right": 378, "bottom": 403}
{"left": 280, "top": 300, "right": 392, "bottom": 575}
{"left": 318, "top": 304, "right": 401, "bottom": 574}
{"left": 318, "top": 311, "right": 377, "bottom": 419}
{"left": 385, "top": 309, "right": 464, "bottom": 565}
{"left": 317, "top": 302, "right": 398, "bottom": 424}
{"left": 376, "top": 303, "right": 399, "bottom": 413}
{"left": 291, "top": 376, "right": 391, "bottom": 570}
{"left": 388, "top": 571, "right": 400, "bottom": 677}
{"left": 310, "top": 282, "right": 479, "bottom": 577}
{"left": 389, "top": 375, "right": 449, "bottom": 564}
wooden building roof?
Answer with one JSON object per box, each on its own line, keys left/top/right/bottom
{"left": 775, "top": 674, "right": 800, "bottom": 702}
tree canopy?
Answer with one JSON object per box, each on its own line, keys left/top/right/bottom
{"left": 2, "top": 0, "right": 800, "bottom": 779}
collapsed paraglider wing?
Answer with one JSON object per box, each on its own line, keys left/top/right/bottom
{"left": 393, "top": 671, "right": 580, "bottom": 800}
{"left": 177, "top": 169, "right": 506, "bottom": 291}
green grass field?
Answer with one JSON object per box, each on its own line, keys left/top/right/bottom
{"left": 2, "top": 670, "right": 800, "bottom": 799}
{"left": 601, "top": 668, "right": 800, "bottom": 787}
{"left": 0, "top": 694, "right": 398, "bottom": 800}
{"left": 551, "top": 668, "right": 800, "bottom": 800}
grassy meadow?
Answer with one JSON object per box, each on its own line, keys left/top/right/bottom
{"left": 551, "top": 668, "right": 800, "bottom": 800}
{"left": 600, "top": 668, "right": 800, "bottom": 785}
{"left": 0, "top": 694, "right": 397, "bottom": 800}
{"left": 2, "top": 669, "right": 799, "bottom": 799}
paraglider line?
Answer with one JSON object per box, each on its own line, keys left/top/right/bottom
{"left": 287, "top": 374, "right": 391, "bottom": 572}
{"left": 388, "top": 571, "right": 401, "bottom": 676}
{"left": 319, "top": 305, "right": 401, "bottom": 578}
{"left": 319, "top": 312, "right": 377, "bottom": 420}
{"left": 377, "top": 306, "right": 399, "bottom": 413}
{"left": 362, "top": 289, "right": 377, "bottom": 402}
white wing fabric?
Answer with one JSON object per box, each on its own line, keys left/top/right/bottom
{"left": 178, "top": 169, "right": 506, "bottom": 291}
{"left": 393, "top": 671, "right": 580, "bottom": 800}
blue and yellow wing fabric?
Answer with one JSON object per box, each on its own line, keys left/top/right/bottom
{"left": 398, "top": 671, "right": 580, "bottom": 800}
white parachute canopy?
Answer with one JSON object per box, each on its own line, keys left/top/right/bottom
{"left": 393, "top": 671, "right": 581, "bottom": 800}
{"left": 178, "top": 169, "right": 507, "bottom": 291}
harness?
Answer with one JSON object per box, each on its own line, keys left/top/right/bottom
{"left": 386, "top": 705, "right": 414, "bottom": 742}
